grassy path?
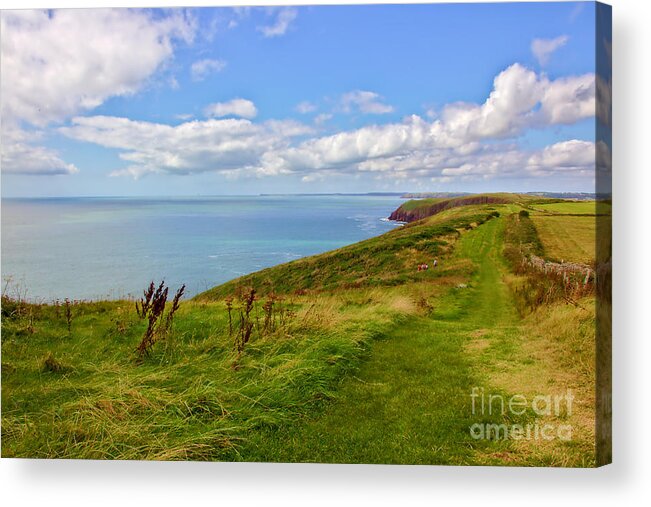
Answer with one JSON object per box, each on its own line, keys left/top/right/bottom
{"left": 243, "top": 217, "right": 523, "bottom": 464}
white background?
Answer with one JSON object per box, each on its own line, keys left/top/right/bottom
{"left": 1, "top": 0, "right": 649, "bottom": 504}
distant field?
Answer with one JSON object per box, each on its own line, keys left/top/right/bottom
{"left": 531, "top": 215, "right": 596, "bottom": 264}
{"left": 398, "top": 197, "right": 444, "bottom": 211}
{"left": 533, "top": 201, "right": 611, "bottom": 215}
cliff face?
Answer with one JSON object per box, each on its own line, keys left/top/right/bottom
{"left": 389, "top": 195, "right": 511, "bottom": 223}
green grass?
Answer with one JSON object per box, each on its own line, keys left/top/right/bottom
{"left": 532, "top": 200, "right": 611, "bottom": 215}
{"left": 530, "top": 215, "right": 596, "bottom": 264}
{"left": 240, "top": 216, "right": 522, "bottom": 464}
{"left": 1, "top": 195, "right": 599, "bottom": 465}
{"left": 2, "top": 292, "right": 411, "bottom": 460}
{"left": 239, "top": 215, "right": 595, "bottom": 466}
{"left": 196, "top": 205, "right": 504, "bottom": 299}
{"left": 4, "top": 205, "right": 493, "bottom": 460}
{"left": 398, "top": 197, "right": 445, "bottom": 211}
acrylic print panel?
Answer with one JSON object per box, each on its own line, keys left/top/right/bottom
{"left": 0, "top": 2, "right": 611, "bottom": 466}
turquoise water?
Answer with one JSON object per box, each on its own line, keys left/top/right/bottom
{"left": 1, "top": 195, "right": 403, "bottom": 301}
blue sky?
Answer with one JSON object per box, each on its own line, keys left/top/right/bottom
{"left": 0, "top": 2, "right": 608, "bottom": 197}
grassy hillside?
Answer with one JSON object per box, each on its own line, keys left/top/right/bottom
{"left": 2, "top": 291, "right": 412, "bottom": 460}
{"left": 1, "top": 195, "right": 602, "bottom": 465}
{"left": 196, "top": 204, "right": 505, "bottom": 299}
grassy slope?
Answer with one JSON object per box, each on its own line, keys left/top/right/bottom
{"left": 1, "top": 197, "right": 597, "bottom": 465}
{"left": 2, "top": 204, "right": 498, "bottom": 459}
{"left": 196, "top": 204, "right": 501, "bottom": 299}
{"left": 2, "top": 291, "right": 412, "bottom": 460}
{"left": 241, "top": 213, "right": 595, "bottom": 466}
{"left": 242, "top": 215, "right": 523, "bottom": 464}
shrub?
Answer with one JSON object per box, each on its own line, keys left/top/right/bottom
{"left": 234, "top": 287, "right": 256, "bottom": 354}
{"left": 64, "top": 298, "right": 73, "bottom": 334}
{"left": 135, "top": 281, "right": 185, "bottom": 358}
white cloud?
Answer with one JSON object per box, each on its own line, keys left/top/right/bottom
{"left": 356, "top": 140, "right": 595, "bottom": 181}
{"left": 261, "top": 115, "right": 435, "bottom": 174}
{"left": 57, "top": 63, "right": 597, "bottom": 185}
{"left": 0, "top": 8, "right": 195, "bottom": 176}
{"left": 203, "top": 98, "right": 258, "bottom": 119}
{"left": 340, "top": 91, "right": 394, "bottom": 115}
{"left": 539, "top": 73, "right": 595, "bottom": 124}
{"left": 295, "top": 101, "right": 317, "bottom": 114}
{"left": 0, "top": 143, "right": 79, "bottom": 176}
{"left": 441, "top": 64, "right": 595, "bottom": 141}
{"left": 527, "top": 140, "right": 595, "bottom": 174}
{"left": 1, "top": 125, "right": 78, "bottom": 175}
{"left": 252, "top": 65, "right": 595, "bottom": 178}
{"left": 258, "top": 8, "right": 297, "bottom": 38}
{"left": 59, "top": 115, "right": 313, "bottom": 179}
{"left": 531, "top": 35, "right": 569, "bottom": 66}
{"left": 441, "top": 64, "right": 544, "bottom": 140}
{"left": 0, "top": 9, "right": 195, "bottom": 126}
{"left": 191, "top": 58, "right": 226, "bottom": 81}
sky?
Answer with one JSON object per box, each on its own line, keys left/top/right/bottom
{"left": 0, "top": 2, "right": 610, "bottom": 197}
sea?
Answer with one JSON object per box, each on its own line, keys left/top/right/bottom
{"left": 0, "top": 195, "right": 403, "bottom": 302}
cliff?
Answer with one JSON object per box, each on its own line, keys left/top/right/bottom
{"left": 389, "top": 194, "right": 514, "bottom": 223}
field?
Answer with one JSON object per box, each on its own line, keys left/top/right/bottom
{"left": 531, "top": 215, "right": 596, "bottom": 264}
{"left": 532, "top": 201, "right": 612, "bottom": 215}
{"left": 1, "top": 196, "right": 604, "bottom": 465}
{"left": 528, "top": 200, "right": 611, "bottom": 264}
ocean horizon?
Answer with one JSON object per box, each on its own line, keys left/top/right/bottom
{"left": 1, "top": 194, "right": 403, "bottom": 302}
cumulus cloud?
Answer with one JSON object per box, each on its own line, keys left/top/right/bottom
{"left": 441, "top": 64, "right": 595, "bottom": 141}
{"left": 357, "top": 140, "right": 596, "bottom": 181}
{"left": 261, "top": 115, "right": 434, "bottom": 174}
{"left": 244, "top": 65, "right": 595, "bottom": 178}
{"left": 1, "top": 125, "right": 78, "bottom": 175}
{"left": 0, "top": 8, "right": 195, "bottom": 175}
{"left": 531, "top": 35, "right": 569, "bottom": 66}
{"left": 58, "top": 63, "right": 597, "bottom": 185}
{"left": 203, "top": 98, "right": 258, "bottom": 119}
{"left": 191, "top": 58, "right": 226, "bottom": 81}
{"left": 340, "top": 91, "right": 394, "bottom": 115}
{"left": 539, "top": 73, "right": 595, "bottom": 124}
{"left": 258, "top": 8, "right": 297, "bottom": 38}
{"left": 1, "top": 9, "right": 195, "bottom": 126}
{"left": 527, "top": 140, "right": 595, "bottom": 174}
{"left": 59, "top": 115, "right": 313, "bottom": 179}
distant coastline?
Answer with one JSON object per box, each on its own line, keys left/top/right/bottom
{"left": 259, "top": 191, "right": 603, "bottom": 200}
{"left": 3, "top": 191, "right": 605, "bottom": 201}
